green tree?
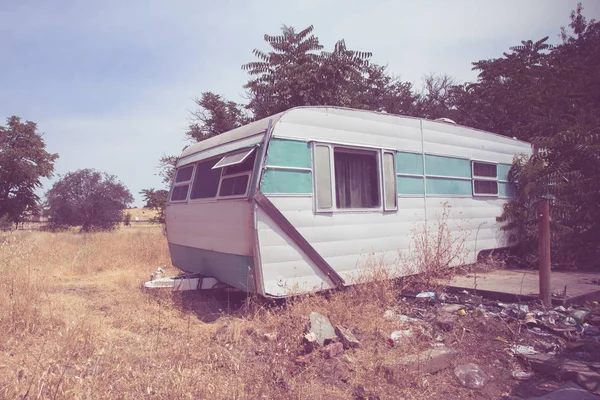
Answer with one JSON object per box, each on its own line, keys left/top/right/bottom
{"left": 243, "top": 25, "right": 418, "bottom": 118}
{"left": 46, "top": 169, "right": 133, "bottom": 232}
{"left": 456, "top": 4, "right": 600, "bottom": 266}
{"left": 139, "top": 188, "right": 168, "bottom": 223}
{"left": 0, "top": 116, "right": 58, "bottom": 226}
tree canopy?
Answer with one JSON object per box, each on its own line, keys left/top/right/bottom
{"left": 487, "top": 6, "right": 600, "bottom": 266}
{"left": 46, "top": 169, "right": 133, "bottom": 232}
{"left": 0, "top": 116, "right": 58, "bottom": 226}
{"left": 139, "top": 188, "right": 168, "bottom": 223}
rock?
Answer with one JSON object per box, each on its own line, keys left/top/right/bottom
{"left": 335, "top": 325, "right": 360, "bottom": 349}
{"left": 323, "top": 336, "right": 339, "bottom": 346}
{"left": 309, "top": 312, "right": 336, "bottom": 346}
{"left": 575, "top": 371, "right": 600, "bottom": 395}
{"left": 321, "top": 342, "right": 344, "bottom": 359}
{"left": 303, "top": 332, "right": 318, "bottom": 353}
{"left": 388, "top": 329, "right": 413, "bottom": 346}
{"left": 560, "top": 359, "right": 592, "bottom": 380}
{"left": 520, "top": 353, "right": 561, "bottom": 375}
{"left": 263, "top": 332, "right": 277, "bottom": 342}
{"left": 381, "top": 348, "right": 456, "bottom": 379}
{"left": 295, "top": 355, "right": 312, "bottom": 366}
{"left": 512, "top": 370, "right": 534, "bottom": 380}
{"left": 454, "top": 363, "right": 486, "bottom": 389}
{"left": 342, "top": 354, "right": 356, "bottom": 364}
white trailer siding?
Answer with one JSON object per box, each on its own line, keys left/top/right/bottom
{"left": 254, "top": 107, "right": 530, "bottom": 297}
{"left": 257, "top": 196, "right": 426, "bottom": 296}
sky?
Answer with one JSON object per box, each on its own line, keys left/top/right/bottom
{"left": 1, "top": 0, "right": 599, "bottom": 207}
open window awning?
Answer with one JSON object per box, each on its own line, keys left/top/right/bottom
{"left": 211, "top": 147, "right": 256, "bottom": 169}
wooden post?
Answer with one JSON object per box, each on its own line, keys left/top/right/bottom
{"left": 537, "top": 199, "right": 552, "bottom": 307}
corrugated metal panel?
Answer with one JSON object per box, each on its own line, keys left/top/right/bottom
{"left": 274, "top": 108, "right": 423, "bottom": 152}
{"left": 257, "top": 197, "right": 425, "bottom": 296}
{"left": 422, "top": 120, "right": 531, "bottom": 163}
{"left": 166, "top": 201, "right": 254, "bottom": 257}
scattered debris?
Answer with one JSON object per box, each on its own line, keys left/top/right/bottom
{"left": 303, "top": 332, "right": 318, "bottom": 353}
{"left": 454, "top": 363, "right": 487, "bottom": 389}
{"left": 388, "top": 329, "right": 413, "bottom": 346}
{"left": 263, "top": 332, "right": 277, "bottom": 342}
{"left": 511, "top": 370, "right": 534, "bottom": 381}
{"left": 511, "top": 345, "right": 538, "bottom": 356}
{"left": 380, "top": 348, "right": 457, "bottom": 378}
{"left": 416, "top": 291, "right": 438, "bottom": 302}
{"left": 335, "top": 325, "right": 360, "bottom": 349}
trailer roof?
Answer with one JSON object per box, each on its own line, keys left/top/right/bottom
{"left": 178, "top": 107, "right": 530, "bottom": 164}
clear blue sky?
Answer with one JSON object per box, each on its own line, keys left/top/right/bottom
{"left": 1, "top": 0, "right": 598, "bottom": 206}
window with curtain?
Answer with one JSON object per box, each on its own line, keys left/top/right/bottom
{"left": 334, "top": 148, "right": 380, "bottom": 209}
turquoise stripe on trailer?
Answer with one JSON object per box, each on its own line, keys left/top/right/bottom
{"left": 397, "top": 176, "right": 425, "bottom": 195}
{"left": 426, "top": 177, "right": 472, "bottom": 195}
{"left": 425, "top": 154, "right": 471, "bottom": 178}
{"left": 261, "top": 169, "right": 313, "bottom": 194}
{"left": 266, "top": 139, "right": 311, "bottom": 168}
{"left": 168, "top": 243, "right": 255, "bottom": 292}
{"left": 498, "top": 164, "right": 512, "bottom": 181}
{"left": 396, "top": 152, "right": 423, "bottom": 175}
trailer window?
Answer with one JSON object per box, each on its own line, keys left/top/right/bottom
{"left": 472, "top": 161, "right": 499, "bottom": 196}
{"left": 219, "top": 175, "right": 250, "bottom": 197}
{"left": 334, "top": 148, "right": 380, "bottom": 209}
{"left": 171, "top": 165, "right": 194, "bottom": 202}
{"left": 382, "top": 151, "right": 397, "bottom": 210}
{"left": 213, "top": 148, "right": 256, "bottom": 199}
{"left": 190, "top": 158, "right": 221, "bottom": 199}
{"left": 314, "top": 145, "right": 333, "bottom": 209}
{"left": 175, "top": 165, "right": 194, "bottom": 182}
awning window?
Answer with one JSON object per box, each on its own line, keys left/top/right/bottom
{"left": 212, "top": 147, "right": 255, "bottom": 170}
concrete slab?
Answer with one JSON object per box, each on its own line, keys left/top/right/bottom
{"left": 439, "top": 269, "right": 600, "bottom": 305}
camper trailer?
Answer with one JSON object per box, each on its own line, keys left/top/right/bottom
{"left": 163, "top": 107, "right": 531, "bottom": 298}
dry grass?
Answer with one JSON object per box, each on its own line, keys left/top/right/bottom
{"left": 0, "top": 226, "right": 521, "bottom": 399}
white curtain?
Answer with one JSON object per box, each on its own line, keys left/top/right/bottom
{"left": 335, "top": 151, "right": 379, "bottom": 208}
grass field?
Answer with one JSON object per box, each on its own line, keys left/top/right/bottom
{"left": 0, "top": 226, "right": 520, "bottom": 399}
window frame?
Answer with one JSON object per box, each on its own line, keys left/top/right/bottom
{"left": 216, "top": 170, "right": 252, "bottom": 199}
{"left": 312, "top": 142, "right": 385, "bottom": 213}
{"left": 188, "top": 156, "right": 223, "bottom": 201}
{"left": 382, "top": 150, "right": 398, "bottom": 211}
{"left": 172, "top": 146, "right": 257, "bottom": 204}
{"left": 170, "top": 164, "right": 195, "bottom": 203}
{"left": 471, "top": 160, "right": 499, "bottom": 197}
